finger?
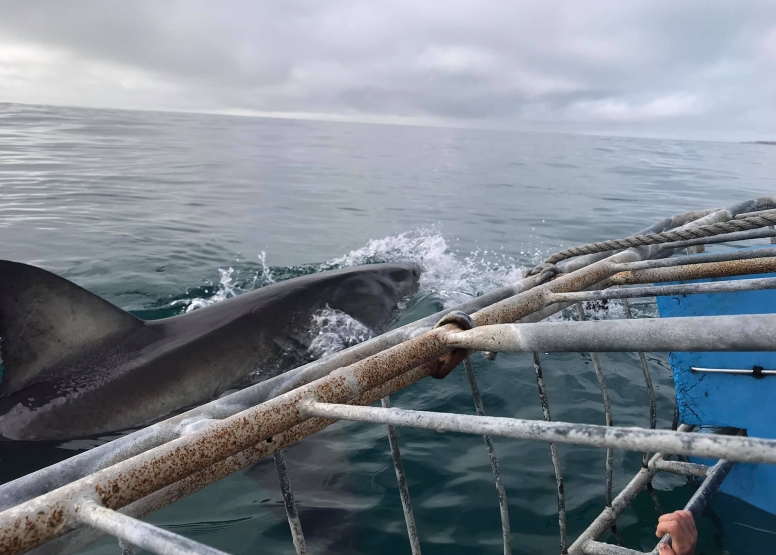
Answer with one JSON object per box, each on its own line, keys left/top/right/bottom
{"left": 675, "top": 510, "right": 691, "bottom": 525}
{"left": 676, "top": 511, "right": 696, "bottom": 540}
{"left": 658, "top": 512, "right": 680, "bottom": 523}
{"left": 656, "top": 521, "right": 680, "bottom": 538}
{"left": 658, "top": 542, "right": 675, "bottom": 555}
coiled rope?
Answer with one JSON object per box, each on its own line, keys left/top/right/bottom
{"left": 535, "top": 210, "right": 776, "bottom": 269}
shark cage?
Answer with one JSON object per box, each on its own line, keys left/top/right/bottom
{"left": 3, "top": 197, "right": 776, "bottom": 555}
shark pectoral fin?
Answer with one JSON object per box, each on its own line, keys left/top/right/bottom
{"left": 0, "top": 261, "right": 145, "bottom": 395}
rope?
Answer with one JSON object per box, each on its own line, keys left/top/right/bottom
{"left": 541, "top": 211, "right": 776, "bottom": 266}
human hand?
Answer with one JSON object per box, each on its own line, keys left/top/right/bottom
{"left": 656, "top": 510, "right": 697, "bottom": 555}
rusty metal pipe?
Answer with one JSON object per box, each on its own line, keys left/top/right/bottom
{"left": 549, "top": 276, "right": 776, "bottom": 304}
{"left": 28, "top": 365, "right": 433, "bottom": 555}
{"left": 649, "top": 457, "right": 736, "bottom": 555}
{"left": 0, "top": 327, "right": 454, "bottom": 554}
{"left": 612, "top": 246, "right": 776, "bottom": 272}
{"left": 609, "top": 256, "right": 776, "bottom": 285}
{"left": 381, "top": 395, "right": 422, "bottom": 555}
{"left": 653, "top": 227, "right": 776, "bottom": 253}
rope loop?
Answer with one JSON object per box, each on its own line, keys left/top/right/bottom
{"left": 528, "top": 263, "right": 561, "bottom": 284}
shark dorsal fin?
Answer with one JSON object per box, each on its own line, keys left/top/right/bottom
{"left": 0, "top": 261, "right": 143, "bottom": 395}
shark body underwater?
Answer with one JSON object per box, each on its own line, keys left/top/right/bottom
{"left": 0, "top": 260, "right": 420, "bottom": 441}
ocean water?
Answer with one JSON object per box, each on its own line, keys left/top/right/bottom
{"left": 1, "top": 101, "right": 776, "bottom": 554}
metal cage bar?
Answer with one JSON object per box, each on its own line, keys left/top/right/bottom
{"left": 532, "top": 352, "right": 568, "bottom": 554}
{"left": 575, "top": 303, "right": 615, "bottom": 510}
{"left": 75, "top": 501, "right": 229, "bottom": 555}
{"left": 463, "top": 357, "right": 512, "bottom": 555}
{"left": 381, "top": 395, "right": 422, "bottom": 555}
{"left": 442, "top": 313, "right": 776, "bottom": 354}
{"left": 273, "top": 450, "right": 307, "bottom": 555}
{"left": 118, "top": 539, "right": 137, "bottom": 555}
{"left": 297, "top": 404, "right": 776, "bottom": 464}
{"left": 620, "top": 298, "right": 657, "bottom": 467}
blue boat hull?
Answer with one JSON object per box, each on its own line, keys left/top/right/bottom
{"left": 656, "top": 268, "right": 776, "bottom": 516}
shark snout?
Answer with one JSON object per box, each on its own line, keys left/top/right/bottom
{"left": 390, "top": 262, "right": 421, "bottom": 298}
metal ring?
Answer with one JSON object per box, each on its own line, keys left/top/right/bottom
{"left": 433, "top": 310, "right": 475, "bottom": 331}
{"left": 430, "top": 311, "right": 476, "bottom": 379}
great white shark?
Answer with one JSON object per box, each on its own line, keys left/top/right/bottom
{"left": 0, "top": 260, "right": 419, "bottom": 440}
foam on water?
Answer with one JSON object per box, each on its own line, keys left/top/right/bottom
{"left": 327, "top": 228, "right": 526, "bottom": 308}
{"left": 177, "top": 230, "right": 527, "bottom": 310}
{"left": 171, "top": 229, "right": 527, "bottom": 357}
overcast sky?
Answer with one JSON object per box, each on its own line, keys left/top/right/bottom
{"left": 0, "top": 1, "right": 774, "bottom": 140}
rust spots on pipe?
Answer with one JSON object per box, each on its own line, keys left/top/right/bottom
{"left": 609, "top": 257, "right": 776, "bottom": 286}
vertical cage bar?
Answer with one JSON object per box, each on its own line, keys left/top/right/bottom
{"left": 575, "top": 303, "right": 614, "bottom": 507}
{"left": 463, "top": 357, "right": 512, "bottom": 555}
{"left": 531, "top": 352, "right": 568, "bottom": 554}
{"left": 381, "top": 395, "right": 422, "bottom": 555}
{"left": 620, "top": 298, "right": 657, "bottom": 466}
{"left": 274, "top": 450, "right": 308, "bottom": 555}
{"left": 620, "top": 297, "right": 663, "bottom": 515}
{"left": 118, "top": 539, "right": 137, "bottom": 555}
{"left": 575, "top": 303, "right": 623, "bottom": 546}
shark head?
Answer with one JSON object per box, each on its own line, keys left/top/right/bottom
{"left": 321, "top": 262, "right": 420, "bottom": 331}
{"left": 386, "top": 262, "right": 421, "bottom": 299}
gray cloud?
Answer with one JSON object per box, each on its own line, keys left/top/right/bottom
{"left": 0, "top": 0, "right": 774, "bottom": 139}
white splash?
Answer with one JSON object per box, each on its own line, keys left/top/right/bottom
{"left": 328, "top": 229, "right": 525, "bottom": 308}
{"left": 177, "top": 252, "right": 277, "bottom": 313}
{"left": 184, "top": 267, "right": 238, "bottom": 313}
{"left": 307, "top": 306, "right": 374, "bottom": 359}
{"left": 176, "top": 229, "right": 528, "bottom": 316}
{"left": 543, "top": 298, "right": 657, "bottom": 322}
{"left": 257, "top": 250, "right": 275, "bottom": 286}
